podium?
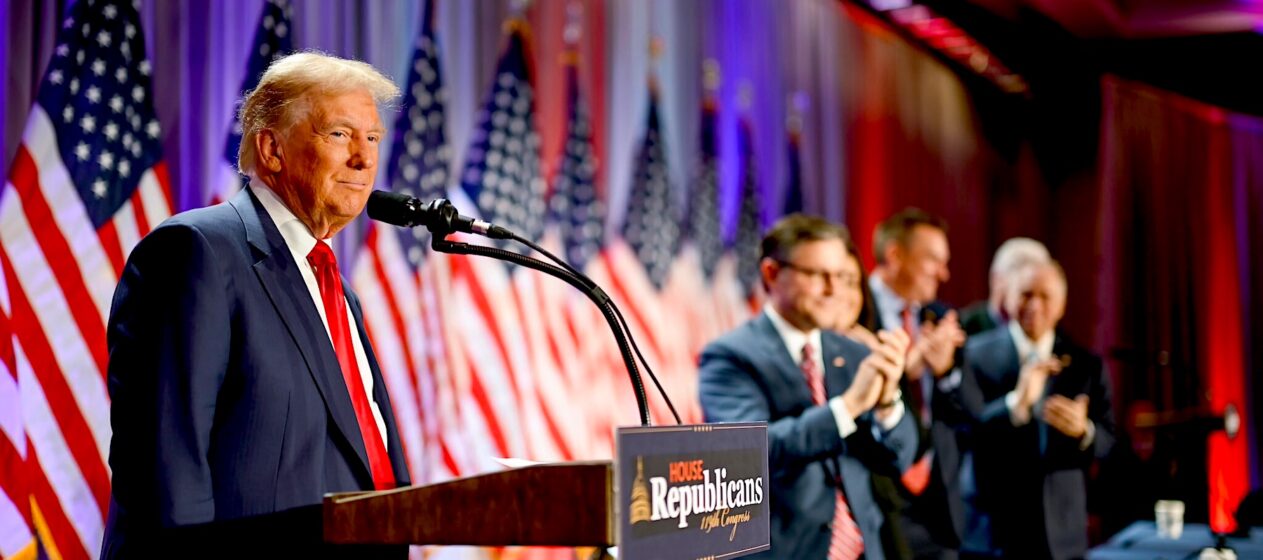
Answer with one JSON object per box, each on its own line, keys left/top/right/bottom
{"left": 323, "top": 424, "right": 770, "bottom": 559}
{"left": 324, "top": 461, "right": 615, "bottom": 547}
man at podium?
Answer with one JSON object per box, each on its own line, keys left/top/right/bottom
{"left": 100, "top": 53, "right": 410, "bottom": 558}
{"left": 699, "top": 214, "right": 919, "bottom": 559}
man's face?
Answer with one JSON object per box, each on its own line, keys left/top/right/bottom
{"left": 892, "top": 225, "right": 950, "bottom": 304}
{"left": 834, "top": 253, "right": 865, "bottom": 331}
{"left": 764, "top": 239, "right": 854, "bottom": 332}
{"left": 272, "top": 89, "right": 384, "bottom": 238}
{"left": 1007, "top": 265, "right": 1066, "bottom": 341}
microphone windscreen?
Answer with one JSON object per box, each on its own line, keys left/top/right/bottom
{"left": 366, "top": 190, "right": 418, "bottom": 227}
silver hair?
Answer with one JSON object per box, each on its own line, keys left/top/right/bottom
{"left": 990, "top": 237, "right": 1050, "bottom": 277}
{"left": 235, "top": 51, "right": 400, "bottom": 177}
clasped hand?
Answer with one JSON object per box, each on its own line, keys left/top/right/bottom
{"left": 843, "top": 329, "right": 909, "bottom": 419}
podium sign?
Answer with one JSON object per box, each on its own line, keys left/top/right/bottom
{"left": 617, "top": 423, "right": 770, "bottom": 560}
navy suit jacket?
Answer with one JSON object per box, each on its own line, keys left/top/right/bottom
{"left": 959, "top": 328, "right": 1115, "bottom": 560}
{"left": 699, "top": 313, "right": 917, "bottom": 559}
{"left": 101, "top": 188, "right": 409, "bottom": 558}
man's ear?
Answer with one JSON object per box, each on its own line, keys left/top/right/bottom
{"left": 883, "top": 240, "right": 902, "bottom": 268}
{"left": 759, "top": 257, "right": 779, "bottom": 292}
{"left": 257, "top": 129, "right": 284, "bottom": 173}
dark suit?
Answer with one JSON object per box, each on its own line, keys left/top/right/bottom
{"left": 870, "top": 299, "right": 969, "bottom": 559}
{"left": 958, "top": 301, "right": 999, "bottom": 337}
{"left": 959, "top": 328, "right": 1115, "bottom": 560}
{"left": 699, "top": 313, "right": 918, "bottom": 559}
{"left": 102, "top": 188, "right": 409, "bottom": 558}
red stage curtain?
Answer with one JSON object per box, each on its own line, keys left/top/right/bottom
{"left": 1097, "top": 75, "right": 1260, "bottom": 533}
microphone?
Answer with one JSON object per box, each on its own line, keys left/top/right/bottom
{"left": 366, "top": 190, "right": 510, "bottom": 239}
{"left": 1130, "top": 402, "right": 1240, "bottom": 439}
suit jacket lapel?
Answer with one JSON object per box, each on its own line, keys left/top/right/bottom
{"left": 231, "top": 188, "right": 373, "bottom": 482}
{"left": 997, "top": 331, "right": 1022, "bottom": 390}
{"left": 820, "top": 334, "right": 856, "bottom": 399}
{"left": 753, "top": 314, "right": 816, "bottom": 407}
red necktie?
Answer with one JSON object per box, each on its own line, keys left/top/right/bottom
{"left": 801, "top": 343, "right": 864, "bottom": 560}
{"left": 899, "top": 306, "right": 933, "bottom": 496}
{"left": 308, "top": 242, "right": 396, "bottom": 490}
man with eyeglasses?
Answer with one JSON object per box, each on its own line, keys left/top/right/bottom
{"left": 699, "top": 214, "right": 918, "bottom": 559}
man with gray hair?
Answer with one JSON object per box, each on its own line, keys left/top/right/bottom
{"left": 959, "top": 237, "right": 1051, "bottom": 336}
{"left": 102, "top": 52, "right": 408, "bottom": 558}
{"left": 959, "top": 260, "right": 1115, "bottom": 559}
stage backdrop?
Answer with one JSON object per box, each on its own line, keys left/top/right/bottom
{"left": 2, "top": 1, "right": 1260, "bottom": 559}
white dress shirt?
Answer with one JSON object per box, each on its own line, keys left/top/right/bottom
{"left": 1003, "top": 321, "right": 1095, "bottom": 448}
{"left": 251, "top": 183, "right": 389, "bottom": 452}
{"left": 765, "top": 304, "right": 904, "bottom": 436}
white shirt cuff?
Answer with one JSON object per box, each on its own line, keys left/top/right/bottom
{"left": 1006, "top": 391, "right": 1031, "bottom": 426}
{"left": 937, "top": 368, "right": 962, "bottom": 391}
{"left": 875, "top": 400, "right": 905, "bottom": 432}
{"left": 1079, "top": 420, "right": 1096, "bottom": 450}
{"left": 828, "top": 395, "right": 859, "bottom": 438}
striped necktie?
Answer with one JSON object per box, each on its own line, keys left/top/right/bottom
{"left": 801, "top": 342, "right": 864, "bottom": 559}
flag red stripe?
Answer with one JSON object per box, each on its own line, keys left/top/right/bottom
{"left": 538, "top": 280, "right": 577, "bottom": 393}
{"left": 510, "top": 278, "right": 573, "bottom": 460}
{"left": 465, "top": 356, "right": 511, "bottom": 457}
{"left": 96, "top": 221, "right": 125, "bottom": 278}
{"left": 0, "top": 251, "right": 110, "bottom": 520}
{"left": 417, "top": 260, "right": 465, "bottom": 476}
{"left": 597, "top": 255, "right": 675, "bottom": 423}
{"left": 450, "top": 257, "right": 524, "bottom": 404}
{"left": 151, "top": 162, "right": 175, "bottom": 216}
{"left": 0, "top": 307, "right": 16, "bottom": 377}
{"left": 520, "top": 278, "right": 575, "bottom": 460}
{"left": 419, "top": 256, "right": 469, "bottom": 475}
{"left": 448, "top": 257, "right": 515, "bottom": 457}
{"left": 28, "top": 450, "right": 90, "bottom": 560}
{"left": 390, "top": 264, "right": 462, "bottom": 480}
{"left": 366, "top": 234, "right": 429, "bottom": 453}
{"left": 598, "top": 253, "right": 661, "bottom": 361}
{"left": 7, "top": 147, "right": 110, "bottom": 379}
{"left": 129, "top": 186, "right": 151, "bottom": 238}
{"left": 0, "top": 434, "right": 31, "bottom": 525}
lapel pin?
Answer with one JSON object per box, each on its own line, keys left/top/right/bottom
{"left": 832, "top": 357, "right": 845, "bottom": 368}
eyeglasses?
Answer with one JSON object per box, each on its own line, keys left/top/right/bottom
{"left": 777, "top": 260, "right": 860, "bottom": 288}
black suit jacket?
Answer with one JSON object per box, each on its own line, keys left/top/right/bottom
{"left": 958, "top": 300, "right": 999, "bottom": 337}
{"left": 959, "top": 328, "right": 1115, "bottom": 560}
{"left": 867, "top": 299, "right": 970, "bottom": 555}
{"left": 101, "top": 188, "right": 409, "bottom": 558}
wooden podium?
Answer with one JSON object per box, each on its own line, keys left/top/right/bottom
{"left": 323, "top": 461, "right": 615, "bottom": 547}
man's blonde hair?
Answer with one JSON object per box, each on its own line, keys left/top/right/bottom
{"left": 235, "top": 51, "right": 401, "bottom": 176}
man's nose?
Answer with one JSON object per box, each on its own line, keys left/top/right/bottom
{"left": 348, "top": 137, "right": 376, "bottom": 169}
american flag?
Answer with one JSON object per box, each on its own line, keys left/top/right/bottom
{"left": 547, "top": 68, "right": 603, "bottom": 274}
{"left": 601, "top": 86, "right": 699, "bottom": 425}
{"left": 783, "top": 122, "right": 805, "bottom": 216}
{"left": 452, "top": 23, "right": 574, "bottom": 463}
{"left": 668, "top": 95, "right": 737, "bottom": 361}
{"left": 733, "top": 118, "right": 763, "bottom": 298}
{"left": 685, "top": 99, "right": 723, "bottom": 281}
{"left": 0, "top": 1, "right": 172, "bottom": 558}
{"left": 619, "top": 89, "right": 678, "bottom": 291}
{"left": 540, "top": 52, "right": 624, "bottom": 457}
{"left": 214, "top": 0, "right": 293, "bottom": 204}
{"left": 351, "top": 0, "right": 465, "bottom": 487}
